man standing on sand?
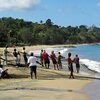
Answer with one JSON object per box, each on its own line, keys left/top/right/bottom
{"left": 50, "top": 51, "right": 59, "bottom": 70}
{"left": 42, "top": 50, "right": 50, "bottom": 69}
{"left": 21, "top": 47, "right": 28, "bottom": 66}
{"left": 3, "top": 45, "right": 8, "bottom": 65}
{"left": 73, "top": 55, "right": 80, "bottom": 73}
{"left": 28, "top": 52, "right": 40, "bottom": 79}
{"left": 57, "top": 52, "right": 63, "bottom": 69}
{"left": 13, "top": 48, "right": 21, "bottom": 66}
{"left": 40, "top": 49, "right": 44, "bottom": 67}
{"left": 67, "top": 52, "right": 74, "bottom": 79}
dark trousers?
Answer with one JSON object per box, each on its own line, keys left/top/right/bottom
{"left": 44, "top": 60, "right": 50, "bottom": 69}
{"left": 30, "top": 66, "right": 37, "bottom": 79}
{"left": 69, "top": 63, "right": 74, "bottom": 79}
{"left": 23, "top": 56, "right": 28, "bottom": 65}
{"left": 76, "top": 64, "right": 80, "bottom": 73}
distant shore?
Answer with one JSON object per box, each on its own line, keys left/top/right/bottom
{"left": 0, "top": 43, "right": 100, "bottom": 51}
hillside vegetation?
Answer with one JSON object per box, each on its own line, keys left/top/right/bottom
{"left": 0, "top": 17, "right": 100, "bottom": 46}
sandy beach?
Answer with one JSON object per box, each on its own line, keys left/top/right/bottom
{"left": 0, "top": 66, "right": 91, "bottom": 100}
{"left": 0, "top": 45, "right": 99, "bottom": 100}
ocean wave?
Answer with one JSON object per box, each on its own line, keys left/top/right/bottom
{"left": 80, "top": 59, "right": 100, "bottom": 73}
{"left": 28, "top": 47, "right": 68, "bottom": 56}
{"left": 59, "top": 48, "right": 68, "bottom": 55}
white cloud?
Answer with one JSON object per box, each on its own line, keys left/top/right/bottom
{"left": 97, "top": 2, "right": 100, "bottom": 8}
{"left": 0, "top": 0, "right": 40, "bottom": 10}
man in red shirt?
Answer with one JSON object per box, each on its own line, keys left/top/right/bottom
{"left": 50, "top": 51, "right": 59, "bottom": 70}
{"left": 42, "top": 50, "right": 50, "bottom": 69}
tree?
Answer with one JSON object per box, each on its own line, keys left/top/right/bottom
{"left": 0, "top": 17, "right": 100, "bottom": 46}
{"left": 0, "top": 30, "right": 8, "bottom": 46}
{"left": 18, "top": 28, "right": 33, "bottom": 45}
{"left": 45, "top": 19, "right": 53, "bottom": 27}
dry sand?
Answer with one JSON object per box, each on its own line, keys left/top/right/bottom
{"left": 0, "top": 45, "right": 91, "bottom": 100}
{"left": 0, "top": 66, "right": 91, "bottom": 100}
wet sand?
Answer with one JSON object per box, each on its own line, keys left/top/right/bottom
{"left": 84, "top": 79, "right": 100, "bottom": 100}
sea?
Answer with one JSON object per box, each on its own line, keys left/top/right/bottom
{"left": 69, "top": 44, "right": 100, "bottom": 73}
{"left": 30, "top": 44, "right": 100, "bottom": 73}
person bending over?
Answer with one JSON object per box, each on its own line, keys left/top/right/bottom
{"left": 0, "top": 66, "right": 9, "bottom": 78}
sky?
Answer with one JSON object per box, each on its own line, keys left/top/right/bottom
{"left": 0, "top": 0, "right": 100, "bottom": 27}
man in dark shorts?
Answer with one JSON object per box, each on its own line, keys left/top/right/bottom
{"left": 28, "top": 52, "right": 40, "bottom": 79}
{"left": 22, "top": 47, "right": 28, "bottom": 66}
{"left": 73, "top": 55, "right": 80, "bottom": 73}
{"left": 13, "top": 49, "right": 21, "bottom": 66}
{"left": 67, "top": 53, "right": 74, "bottom": 79}
{"left": 57, "top": 52, "right": 63, "bottom": 69}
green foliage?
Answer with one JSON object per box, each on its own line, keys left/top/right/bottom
{"left": 0, "top": 31, "right": 8, "bottom": 46}
{"left": 0, "top": 17, "right": 100, "bottom": 47}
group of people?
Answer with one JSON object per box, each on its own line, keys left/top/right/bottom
{"left": 0, "top": 45, "right": 80, "bottom": 79}
{"left": 13, "top": 47, "right": 28, "bottom": 66}
{"left": 28, "top": 49, "right": 63, "bottom": 79}
{"left": 28, "top": 50, "right": 80, "bottom": 79}
{"left": 0, "top": 46, "right": 28, "bottom": 78}
{"left": 3, "top": 46, "right": 28, "bottom": 67}
{"left": 40, "top": 50, "right": 63, "bottom": 70}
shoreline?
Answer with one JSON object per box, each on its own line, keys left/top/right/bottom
{"left": 0, "top": 43, "right": 99, "bottom": 54}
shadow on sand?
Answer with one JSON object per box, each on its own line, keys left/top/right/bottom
{"left": 9, "top": 74, "right": 29, "bottom": 79}
{"left": 5, "top": 68, "right": 100, "bottom": 80}
{"left": 38, "top": 71, "right": 100, "bottom": 80}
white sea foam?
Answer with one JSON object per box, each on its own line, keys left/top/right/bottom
{"left": 59, "top": 48, "right": 68, "bottom": 55}
{"left": 80, "top": 59, "right": 100, "bottom": 73}
{"left": 28, "top": 47, "right": 68, "bottom": 57}
{"left": 28, "top": 50, "right": 41, "bottom": 56}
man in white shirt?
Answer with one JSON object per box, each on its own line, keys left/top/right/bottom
{"left": 28, "top": 52, "right": 40, "bottom": 79}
